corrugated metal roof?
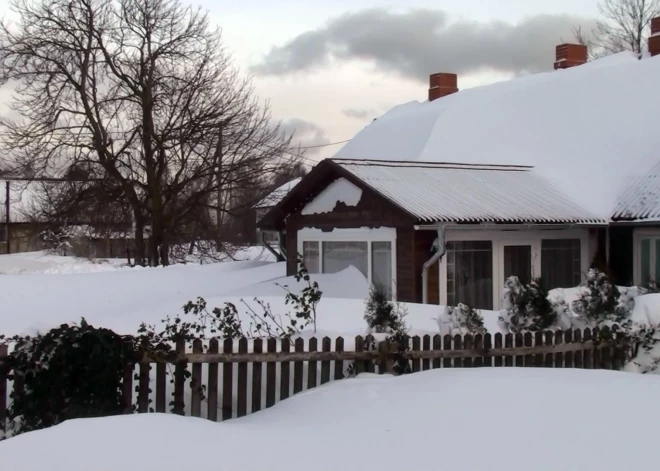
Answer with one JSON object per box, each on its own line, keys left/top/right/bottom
{"left": 611, "top": 160, "right": 660, "bottom": 221}
{"left": 254, "top": 178, "right": 302, "bottom": 209}
{"left": 334, "top": 159, "right": 604, "bottom": 224}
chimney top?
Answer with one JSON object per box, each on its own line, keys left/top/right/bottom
{"left": 554, "top": 43, "right": 588, "bottom": 70}
{"left": 650, "top": 17, "right": 660, "bottom": 57}
{"left": 428, "top": 73, "right": 458, "bottom": 102}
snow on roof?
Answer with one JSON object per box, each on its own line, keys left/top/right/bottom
{"left": 335, "top": 159, "right": 603, "bottom": 224}
{"left": 611, "top": 159, "right": 660, "bottom": 220}
{"left": 335, "top": 52, "right": 660, "bottom": 219}
{"left": 254, "top": 178, "right": 302, "bottom": 209}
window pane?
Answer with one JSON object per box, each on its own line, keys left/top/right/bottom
{"left": 372, "top": 241, "right": 393, "bottom": 299}
{"left": 446, "top": 241, "right": 493, "bottom": 310}
{"left": 641, "top": 239, "right": 651, "bottom": 285}
{"left": 302, "top": 241, "right": 320, "bottom": 274}
{"left": 322, "top": 241, "right": 368, "bottom": 278}
{"left": 504, "top": 245, "right": 532, "bottom": 285}
{"left": 541, "top": 239, "right": 581, "bottom": 289}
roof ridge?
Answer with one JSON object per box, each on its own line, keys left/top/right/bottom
{"left": 331, "top": 158, "right": 533, "bottom": 171}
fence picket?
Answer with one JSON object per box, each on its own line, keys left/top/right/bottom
{"left": 554, "top": 331, "right": 564, "bottom": 368}
{"left": 190, "top": 339, "right": 203, "bottom": 418}
{"left": 463, "top": 335, "right": 473, "bottom": 368}
{"left": 321, "top": 337, "right": 332, "bottom": 382}
{"left": 494, "top": 334, "right": 503, "bottom": 367}
{"left": 432, "top": 335, "right": 442, "bottom": 369}
{"left": 453, "top": 335, "right": 463, "bottom": 368}
{"left": 237, "top": 338, "right": 248, "bottom": 418}
{"left": 281, "top": 340, "right": 291, "bottom": 400}
{"left": 412, "top": 337, "right": 421, "bottom": 372}
{"left": 122, "top": 360, "right": 133, "bottom": 414}
{"left": 252, "top": 339, "right": 263, "bottom": 414}
{"left": 514, "top": 333, "right": 524, "bottom": 367}
{"left": 534, "top": 332, "right": 544, "bottom": 367}
{"left": 422, "top": 335, "right": 431, "bottom": 371}
{"left": 138, "top": 363, "right": 151, "bottom": 413}
{"left": 308, "top": 338, "right": 318, "bottom": 389}
{"left": 266, "top": 339, "right": 277, "bottom": 408}
{"left": 207, "top": 339, "right": 219, "bottom": 421}
{"left": 355, "top": 336, "right": 366, "bottom": 375}
{"left": 222, "top": 339, "right": 234, "bottom": 421}
{"left": 564, "top": 330, "right": 574, "bottom": 369}
{"left": 173, "top": 339, "right": 186, "bottom": 416}
{"left": 484, "top": 334, "right": 492, "bottom": 367}
{"left": 443, "top": 335, "right": 452, "bottom": 369}
{"left": 155, "top": 363, "right": 166, "bottom": 413}
{"left": 473, "top": 334, "right": 483, "bottom": 368}
{"left": 600, "top": 327, "right": 612, "bottom": 370}
{"left": 293, "top": 338, "right": 304, "bottom": 394}
{"left": 504, "top": 334, "right": 513, "bottom": 367}
{"left": 523, "top": 332, "right": 533, "bottom": 367}
{"left": 574, "top": 330, "right": 583, "bottom": 368}
{"left": 544, "top": 331, "right": 554, "bottom": 367}
{"left": 333, "top": 337, "right": 344, "bottom": 381}
{"left": 0, "top": 344, "right": 7, "bottom": 432}
{"left": 583, "top": 329, "right": 593, "bottom": 369}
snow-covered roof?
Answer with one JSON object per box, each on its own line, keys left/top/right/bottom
{"left": 335, "top": 52, "right": 660, "bottom": 219}
{"left": 254, "top": 178, "right": 302, "bottom": 209}
{"left": 335, "top": 159, "right": 603, "bottom": 224}
{"left": 612, "top": 159, "right": 660, "bottom": 221}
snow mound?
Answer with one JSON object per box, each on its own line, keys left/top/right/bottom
{"left": 1, "top": 368, "right": 659, "bottom": 471}
{"left": 224, "top": 265, "right": 369, "bottom": 299}
{"left": 335, "top": 53, "right": 660, "bottom": 218}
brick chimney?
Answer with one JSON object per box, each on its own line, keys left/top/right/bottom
{"left": 428, "top": 73, "right": 458, "bottom": 101}
{"left": 554, "top": 44, "right": 588, "bottom": 69}
{"left": 650, "top": 17, "right": 660, "bottom": 57}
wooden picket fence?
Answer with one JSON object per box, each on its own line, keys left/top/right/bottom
{"left": 0, "top": 327, "right": 632, "bottom": 430}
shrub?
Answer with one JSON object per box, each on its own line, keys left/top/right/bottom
{"left": 440, "top": 303, "right": 487, "bottom": 336}
{"left": 0, "top": 320, "right": 140, "bottom": 437}
{"left": 499, "top": 276, "right": 556, "bottom": 333}
{"left": 571, "top": 269, "right": 632, "bottom": 322}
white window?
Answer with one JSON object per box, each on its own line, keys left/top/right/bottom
{"left": 440, "top": 229, "right": 589, "bottom": 309}
{"left": 634, "top": 229, "right": 660, "bottom": 286}
{"left": 297, "top": 228, "right": 396, "bottom": 299}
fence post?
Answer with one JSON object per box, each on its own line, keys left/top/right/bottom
{"left": 377, "top": 340, "right": 394, "bottom": 375}
{"left": 0, "top": 344, "right": 7, "bottom": 433}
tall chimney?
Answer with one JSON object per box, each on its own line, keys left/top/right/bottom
{"left": 554, "top": 44, "right": 588, "bottom": 69}
{"left": 428, "top": 73, "right": 458, "bottom": 101}
{"left": 650, "top": 17, "right": 660, "bottom": 57}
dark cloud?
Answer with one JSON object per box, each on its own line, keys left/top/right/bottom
{"left": 342, "top": 107, "right": 378, "bottom": 120}
{"left": 279, "top": 118, "right": 330, "bottom": 155}
{"left": 251, "top": 8, "right": 596, "bottom": 81}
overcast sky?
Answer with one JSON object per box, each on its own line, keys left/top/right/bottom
{"left": 0, "top": 0, "right": 601, "bottom": 162}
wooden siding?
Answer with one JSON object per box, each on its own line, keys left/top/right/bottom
{"left": 413, "top": 230, "right": 439, "bottom": 304}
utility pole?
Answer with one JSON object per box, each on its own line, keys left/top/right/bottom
{"left": 5, "top": 181, "right": 10, "bottom": 254}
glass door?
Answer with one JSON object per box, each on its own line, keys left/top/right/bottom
{"left": 503, "top": 245, "right": 532, "bottom": 285}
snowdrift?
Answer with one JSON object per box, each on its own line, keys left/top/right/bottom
{"left": 1, "top": 368, "right": 659, "bottom": 471}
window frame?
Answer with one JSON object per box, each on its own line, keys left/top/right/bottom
{"left": 633, "top": 228, "right": 660, "bottom": 286}
{"left": 439, "top": 228, "right": 589, "bottom": 309}
{"left": 297, "top": 227, "right": 397, "bottom": 300}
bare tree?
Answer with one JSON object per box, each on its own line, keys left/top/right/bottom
{"left": 573, "top": 0, "right": 660, "bottom": 58}
{"left": 0, "top": 0, "right": 298, "bottom": 266}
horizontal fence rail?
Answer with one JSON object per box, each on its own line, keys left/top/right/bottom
{"left": 0, "top": 327, "right": 632, "bottom": 432}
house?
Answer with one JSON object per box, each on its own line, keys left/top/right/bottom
{"left": 0, "top": 179, "right": 134, "bottom": 258}
{"left": 258, "top": 17, "right": 660, "bottom": 306}
{"left": 258, "top": 159, "right": 604, "bottom": 309}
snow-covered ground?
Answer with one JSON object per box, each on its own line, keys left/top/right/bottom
{"left": 1, "top": 368, "right": 659, "bottom": 471}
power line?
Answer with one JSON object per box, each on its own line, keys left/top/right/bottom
{"left": 296, "top": 139, "right": 350, "bottom": 150}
